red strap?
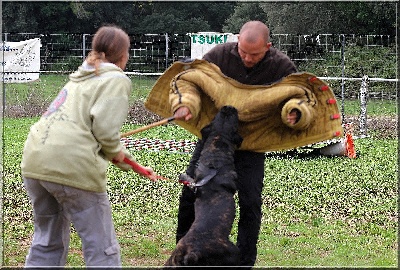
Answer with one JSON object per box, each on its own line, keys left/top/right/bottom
{"left": 113, "top": 157, "right": 169, "bottom": 181}
{"left": 178, "top": 179, "right": 192, "bottom": 186}
{"left": 122, "top": 157, "right": 151, "bottom": 176}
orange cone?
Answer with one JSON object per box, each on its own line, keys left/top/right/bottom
{"left": 319, "top": 123, "right": 356, "bottom": 158}
{"left": 344, "top": 123, "right": 356, "bottom": 158}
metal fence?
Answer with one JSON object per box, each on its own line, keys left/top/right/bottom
{"left": 2, "top": 33, "right": 190, "bottom": 72}
{"left": 2, "top": 33, "right": 396, "bottom": 71}
{"left": 2, "top": 32, "right": 398, "bottom": 100}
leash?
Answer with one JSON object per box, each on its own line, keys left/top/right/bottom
{"left": 118, "top": 158, "right": 225, "bottom": 190}
{"left": 113, "top": 157, "right": 170, "bottom": 181}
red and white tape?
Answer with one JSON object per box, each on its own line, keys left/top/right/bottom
{"left": 120, "top": 138, "right": 196, "bottom": 153}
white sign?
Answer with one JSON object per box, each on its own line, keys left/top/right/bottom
{"left": 1, "top": 38, "right": 41, "bottom": 83}
{"left": 189, "top": 32, "right": 238, "bottom": 59}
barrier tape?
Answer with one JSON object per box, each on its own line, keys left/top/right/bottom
{"left": 120, "top": 137, "right": 197, "bottom": 154}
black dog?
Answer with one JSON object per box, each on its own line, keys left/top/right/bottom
{"left": 165, "top": 105, "right": 243, "bottom": 267}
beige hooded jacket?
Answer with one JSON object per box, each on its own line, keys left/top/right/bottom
{"left": 21, "top": 61, "right": 134, "bottom": 192}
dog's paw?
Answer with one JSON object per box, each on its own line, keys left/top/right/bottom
{"left": 183, "top": 251, "right": 199, "bottom": 265}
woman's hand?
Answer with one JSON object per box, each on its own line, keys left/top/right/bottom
{"left": 143, "top": 167, "right": 158, "bottom": 182}
{"left": 112, "top": 150, "right": 125, "bottom": 163}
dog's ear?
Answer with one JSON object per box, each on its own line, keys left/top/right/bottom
{"left": 195, "top": 163, "right": 217, "bottom": 184}
{"left": 200, "top": 124, "right": 212, "bottom": 139}
{"left": 234, "top": 133, "right": 243, "bottom": 148}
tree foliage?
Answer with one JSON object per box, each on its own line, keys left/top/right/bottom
{"left": 222, "top": 2, "right": 268, "bottom": 33}
{"left": 2, "top": 1, "right": 235, "bottom": 34}
{"left": 2, "top": 1, "right": 396, "bottom": 35}
{"left": 258, "top": 2, "right": 396, "bottom": 35}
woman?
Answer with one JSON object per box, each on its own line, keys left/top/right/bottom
{"left": 21, "top": 25, "right": 156, "bottom": 267}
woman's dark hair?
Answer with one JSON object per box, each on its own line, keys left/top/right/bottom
{"left": 86, "top": 25, "right": 130, "bottom": 73}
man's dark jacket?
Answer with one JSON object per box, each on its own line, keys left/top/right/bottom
{"left": 203, "top": 42, "right": 297, "bottom": 85}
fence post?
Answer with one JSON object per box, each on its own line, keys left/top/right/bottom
{"left": 359, "top": 75, "right": 369, "bottom": 137}
{"left": 0, "top": 40, "right": 3, "bottom": 264}
{"left": 340, "top": 34, "right": 346, "bottom": 120}
{"left": 82, "top": 34, "right": 89, "bottom": 60}
{"left": 165, "top": 33, "right": 169, "bottom": 69}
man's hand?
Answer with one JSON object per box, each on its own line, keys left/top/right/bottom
{"left": 174, "top": 106, "right": 193, "bottom": 121}
{"left": 287, "top": 109, "right": 301, "bottom": 125}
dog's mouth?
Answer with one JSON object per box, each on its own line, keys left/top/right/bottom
{"left": 215, "top": 107, "right": 239, "bottom": 131}
{"left": 219, "top": 105, "right": 238, "bottom": 116}
{"left": 209, "top": 106, "right": 243, "bottom": 147}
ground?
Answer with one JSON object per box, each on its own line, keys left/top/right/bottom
{"left": 5, "top": 100, "right": 398, "bottom": 139}
{"left": 127, "top": 101, "right": 398, "bottom": 140}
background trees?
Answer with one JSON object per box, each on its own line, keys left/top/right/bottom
{"left": 260, "top": 2, "right": 396, "bottom": 35}
{"left": 2, "top": 1, "right": 396, "bottom": 35}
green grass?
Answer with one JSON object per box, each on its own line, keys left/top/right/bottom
{"left": 2, "top": 73, "right": 398, "bottom": 267}
{"left": 4, "top": 74, "right": 70, "bottom": 104}
{"left": 4, "top": 74, "right": 398, "bottom": 117}
{"left": 2, "top": 116, "right": 398, "bottom": 267}
{"left": 4, "top": 74, "right": 157, "bottom": 106}
{"left": 340, "top": 99, "right": 397, "bottom": 116}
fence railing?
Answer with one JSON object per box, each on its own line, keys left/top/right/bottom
{"left": 2, "top": 33, "right": 396, "bottom": 71}
{"left": 2, "top": 33, "right": 191, "bottom": 72}
{"left": 2, "top": 32, "right": 398, "bottom": 100}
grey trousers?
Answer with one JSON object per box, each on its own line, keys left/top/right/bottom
{"left": 23, "top": 177, "right": 121, "bottom": 267}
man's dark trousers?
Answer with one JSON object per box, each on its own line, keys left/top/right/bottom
{"left": 176, "top": 147, "right": 265, "bottom": 267}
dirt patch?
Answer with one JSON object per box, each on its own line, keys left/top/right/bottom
{"left": 342, "top": 115, "right": 398, "bottom": 139}
{"left": 127, "top": 100, "right": 164, "bottom": 125}
{"left": 127, "top": 102, "right": 397, "bottom": 139}
{"left": 4, "top": 101, "right": 397, "bottom": 139}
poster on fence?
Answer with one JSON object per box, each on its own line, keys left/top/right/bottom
{"left": 1, "top": 38, "right": 41, "bottom": 83}
{"left": 189, "top": 32, "right": 238, "bottom": 59}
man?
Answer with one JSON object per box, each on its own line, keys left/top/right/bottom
{"left": 173, "top": 21, "right": 298, "bottom": 267}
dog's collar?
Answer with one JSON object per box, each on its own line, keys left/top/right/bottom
{"left": 178, "top": 170, "right": 216, "bottom": 190}
{"left": 194, "top": 166, "right": 217, "bottom": 188}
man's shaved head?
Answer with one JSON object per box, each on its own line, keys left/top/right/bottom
{"left": 239, "top": 21, "right": 270, "bottom": 44}
{"left": 237, "top": 21, "right": 272, "bottom": 68}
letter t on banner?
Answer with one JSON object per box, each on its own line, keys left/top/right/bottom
{"left": 188, "top": 32, "right": 238, "bottom": 60}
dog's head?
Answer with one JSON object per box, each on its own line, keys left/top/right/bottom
{"left": 195, "top": 106, "right": 243, "bottom": 193}
{"left": 200, "top": 105, "right": 243, "bottom": 149}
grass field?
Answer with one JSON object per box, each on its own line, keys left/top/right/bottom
{"left": 2, "top": 74, "right": 398, "bottom": 267}
{"left": 3, "top": 74, "right": 398, "bottom": 117}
